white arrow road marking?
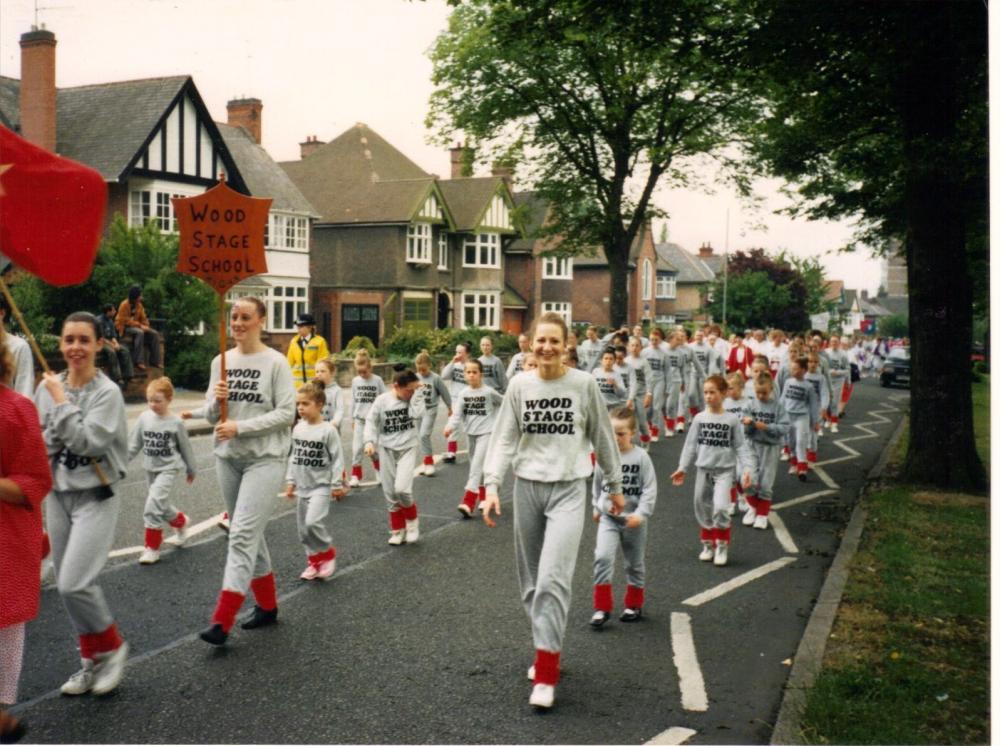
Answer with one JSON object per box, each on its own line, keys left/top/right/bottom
{"left": 683, "top": 556, "right": 797, "bottom": 607}
{"left": 809, "top": 464, "right": 839, "bottom": 490}
{"left": 766, "top": 510, "right": 798, "bottom": 554}
{"left": 646, "top": 726, "right": 698, "bottom": 745}
{"left": 671, "top": 612, "right": 709, "bottom": 712}
{"left": 771, "top": 489, "right": 838, "bottom": 511}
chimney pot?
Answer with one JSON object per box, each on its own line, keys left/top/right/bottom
{"left": 449, "top": 142, "right": 471, "bottom": 179}
{"left": 300, "top": 135, "right": 325, "bottom": 159}
{"left": 491, "top": 160, "right": 514, "bottom": 189}
{"left": 227, "top": 97, "right": 263, "bottom": 144}
{"left": 698, "top": 242, "right": 714, "bottom": 258}
{"left": 19, "top": 28, "right": 57, "bottom": 152}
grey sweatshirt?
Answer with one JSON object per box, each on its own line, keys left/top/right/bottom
{"left": 204, "top": 347, "right": 296, "bottom": 461}
{"left": 350, "top": 374, "right": 386, "bottom": 421}
{"left": 615, "top": 362, "right": 637, "bottom": 402}
{"left": 321, "top": 382, "right": 345, "bottom": 428}
{"left": 723, "top": 395, "right": 752, "bottom": 421}
{"left": 506, "top": 352, "right": 527, "bottom": 379}
{"left": 592, "top": 446, "right": 657, "bottom": 521}
{"left": 446, "top": 385, "right": 504, "bottom": 437}
{"left": 676, "top": 410, "right": 756, "bottom": 475}
{"left": 363, "top": 390, "right": 427, "bottom": 451}
{"left": 577, "top": 339, "right": 604, "bottom": 372}
{"left": 441, "top": 359, "right": 468, "bottom": 394}
{"left": 479, "top": 354, "right": 508, "bottom": 393}
{"left": 804, "top": 370, "right": 831, "bottom": 411}
{"left": 592, "top": 367, "right": 628, "bottom": 409}
{"left": 679, "top": 344, "right": 705, "bottom": 383}
{"left": 689, "top": 343, "right": 714, "bottom": 381}
{"left": 128, "top": 410, "right": 197, "bottom": 475}
{"left": 743, "top": 396, "right": 791, "bottom": 446}
{"left": 35, "top": 371, "right": 128, "bottom": 491}
{"left": 417, "top": 371, "right": 452, "bottom": 411}
{"left": 5, "top": 333, "right": 34, "bottom": 398}
{"left": 286, "top": 420, "right": 345, "bottom": 491}
{"left": 780, "top": 377, "right": 820, "bottom": 426}
{"left": 483, "top": 368, "right": 622, "bottom": 493}
{"left": 626, "top": 355, "right": 652, "bottom": 397}
{"left": 663, "top": 345, "right": 685, "bottom": 386}
{"left": 641, "top": 344, "right": 667, "bottom": 384}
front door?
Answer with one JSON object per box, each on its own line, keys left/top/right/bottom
{"left": 341, "top": 304, "right": 379, "bottom": 347}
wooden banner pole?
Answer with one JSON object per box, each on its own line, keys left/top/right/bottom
{"left": 219, "top": 293, "right": 228, "bottom": 423}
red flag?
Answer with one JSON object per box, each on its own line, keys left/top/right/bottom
{"left": 0, "top": 126, "right": 107, "bottom": 286}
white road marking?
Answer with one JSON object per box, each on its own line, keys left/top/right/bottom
{"left": 645, "top": 726, "right": 698, "bottom": 745}
{"left": 683, "top": 556, "right": 797, "bottom": 607}
{"left": 810, "top": 465, "right": 839, "bottom": 490}
{"left": 766, "top": 511, "right": 798, "bottom": 554}
{"left": 771, "top": 489, "right": 838, "bottom": 511}
{"left": 670, "top": 612, "right": 709, "bottom": 712}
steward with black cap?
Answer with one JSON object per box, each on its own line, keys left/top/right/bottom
{"left": 286, "top": 312, "right": 330, "bottom": 389}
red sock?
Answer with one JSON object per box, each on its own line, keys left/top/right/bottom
{"left": 351, "top": 465, "right": 363, "bottom": 481}
{"left": 424, "top": 455, "right": 434, "bottom": 466}
{"left": 757, "top": 500, "right": 772, "bottom": 516}
{"left": 372, "top": 459, "right": 380, "bottom": 472}
{"left": 790, "top": 456, "right": 798, "bottom": 466}
{"left": 462, "top": 490, "right": 478, "bottom": 509}
{"left": 307, "top": 551, "right": 325, "bottom": 566}
{"left": 81, "top": 623, "right": 123, "bottom": 657}
{"left": 41, "top": 532, "right": 51, "bottom": 560}
{"left": 830, "top": 415, "right": 839, "bottom": 424}
{"left": 389, "top": 510, "right": 406, "bottom": 531}
{"left": 401, "top": 503, "right": 418, "bottom": 521}
{"left": 326, "top": 547, "right": 337, "bottom": 561}
{"left": 678, "top": 416, "right": 685, "bottom": 425}
{"left": 807, "top": 450, "right": 817, "bottom": 463}
{"left": 590, "top": 452, "right": 596, "bottom": 467}
{"left": 447, "top": 440, "right": 458, "bottom": 455}
{"left": 533, "top": 649, "right": 561, "bottom": 686}
{"left": 250, "top": 573, "right": 277, "bottom": 611}
{"left": 623, "top": 584, "right": 645, "bottom": 609}
{"left": 798, "top": 462, "right": 808, "bottom": 474}
{"left": 211, "top": 589, "right": 246, "bottom": 632}
{"left": 640, "top": 434, "right": 650, "bottom": 444}
{"left": 717, "top": 527, "right": 732, "bottom": 544}
{"left": 593, "top": 583, "right": 613, "bottom": 612}
{"left": 650, "top": 424, "right": 660, "bottom": 437}
{"left": 746, "top": 494, "right": 760, "bottom": 510}
{"left": 700, "top": 527, "right": 713, "bottom": 542}
{"left": 78, "top": 633, "right": 97, "bottom": 661}
{"left": 729, "top": 487, "right": 737, "bottom": 504}
{"left": 168, "top": 512, "right": 187, "bottom": 529}
{"left": 144, "top": 527, "right": 163, "bottom": 550}
{"left": 666, "top": 418, "right": 675, "bottom": 431}
{"left": 478, "top": 486, "right": 486, "bottom": 504}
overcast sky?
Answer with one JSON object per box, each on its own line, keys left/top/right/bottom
{"left": 1, "top": 0, "right": 884, "bottom": 293}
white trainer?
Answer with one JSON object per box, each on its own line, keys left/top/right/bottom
{"left": 742, "top": 506, "right": 757, "bottom": 526}
{"left": 527, "top": 665, "right": 535, "bottom": 681}
{"left": 348, "top": 475, "right": 360, "bottom": 488}
{"left": 415, "top": 463, "right": 426, "bottom": 477}
{"left": 817, "top": 428, "right": 824, "bottom": 439}
{"left": 405, "top": 519, "right": 420, "bottom": 544}
{"left": 387, "top": 530, "right": 405, "bottom": 546}
{"left": 300, "top": 563, "right": 319, "bottom": 581}
{"left": 780, "top": 450, "right": 790, "bottom": 462}
{"left": 664, "top": 429, "right": 675, "bottom": 438}
{"left": 737, "top": 496, "right": 749, "bottom": 512}
{"left": 713, "top": 542, "right": 729, "bottom": 566}
{"left": 788, "top": 464, "right": 797, "bottom": 475}
{"left": 424, "top": 463, "right": 435, "bottom": 476}
{"left": 726, "top": 502, "right": 736, "bottom": 517}
{"left": 650, "top": 433, "right": 660, "bottom": 443}
{"left": 529, "top": 683, "right": 555, "bottom": 709}
{"left": 698, "top": 541, "right": 714, "bottom": 562}
{"left": 676, "top": 422, "right": 685, "bottom": 432}
{"left": 753, "top": 514, "right": 769, "bottom": 530}
{"left": 92, "top": 641, "right": 129, "bottom": 695}
{"left": 138, "top": 548, "right": 160, "bottom": 565}
{"left": 316, "top": 557, "right": 336, "bottom": 580}
{"left": 60, "top": 660, "right": 95, "bottom": 695}
{"left": 831, "top": 423, "right": 839, "bottom": 433}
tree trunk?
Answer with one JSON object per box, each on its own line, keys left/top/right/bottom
{"left": 606, "top": 237, "right": 631, "bottom": 328}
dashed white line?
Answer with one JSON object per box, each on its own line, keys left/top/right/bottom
{"left": 645, "top": 726, "right": 698, "bottom": 745}
{"left": 771, "top": 489, "right": 838, "bottom": 511}
{"left": 766, "top": 511, "right": 798, "bottom": 554}
{"left": 682, "top": 556, "right": 797, "bottom": 607}
{"left": 670, "top": 612, "right": 709, "bottom": 712}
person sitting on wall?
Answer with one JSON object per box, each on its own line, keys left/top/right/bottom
{"left": 115, "top": 286, "right": 162, "bottom": 371}
{"left": 96, "top": 303, "right": 134, "bottom": 387}
{"left": 286, "top": 313, "right": 330, "bottom": 389}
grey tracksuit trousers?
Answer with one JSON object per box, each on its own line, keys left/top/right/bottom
{"left": 647, "top": 379, "right": 665, "bottom": 427}
{"left": 143, "top": 469, "right": 182, "bottom": 528}
{"left": 297, "top": 486, "right": 333, "bottom": 554}
{"left": 351, "top": 417, "right": 367, "bottom": 468}
{"left": 752, "top": 442, "right": 782, "bottom": 502}
{"left": 47, "top": 489, "right": 119, "bottom": 634}
{"left": 788, "top": 414, "right": 811, "bottom": 463}
{"left": 666, "top": 379, "right": 684, "bottom": 423}
{"left": 514, "top": 478, "right": 586, "bottom": 654}
{"left": 693, "top": 467, "right": 733, "bottom": 531}
{"left": 379, "top": 445, "right": 416, "bottom": 510}
{"left": 418, "top": 412, "right": 436, "bottom": 460}
{"left": 463, "top": 433, "right": 489, "bottom": 493}
{"left": 217, "top": 457, "right": 285, "bottom": 593}
{"left": 593, "top": 517, "right": 647, "bottom": 588}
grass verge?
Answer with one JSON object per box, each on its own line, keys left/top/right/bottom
{"left": 797, "top": 379, "right": 990, "bottom": 745}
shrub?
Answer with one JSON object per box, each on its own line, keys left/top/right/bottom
{"left": 343, "top": 335, "right": 377, "bottom": 358}
{"left": 973, "top": 360, "right": 989, "bottom": 376}
{"left": 380, "top": 326, "right": 434, "bottom": 359}
{"left": 166, "top": 334, "right": 217, "bottom": 390}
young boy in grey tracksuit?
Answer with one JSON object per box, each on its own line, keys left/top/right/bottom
{"left": 672, "top": 375, "right": 756, "bottom": 566}
{"left": 804, "top": 355, "right": 831, "bottom": 464}
{"left": 781, "top": 357, "right": 820, "bottom": 480}
{"left": 591, "top": 408, "right": 657, "bottom": 626}
{"left": 364, "top": 369, "right": 426, "bottom": 545}
{"left": 593, "top": 350, "right": 628, "bottom": 411}
{"left": 641, "top": 331, "right": 668, "bottom": 439}
{"left": 415, "top": 352, "right": 452, "bottom": 475}
{"left": 741, "top": 373, "right": 790, "bottom": 530}
{"left": 349, "top": 357, "right": 386, "bottom": 485}
{"left": 478, "top": 336, "right": 508, "bottom": 393}
{"left": 625, "top": 338, "right": 653, "bottom": 447}
{"left": 662, "top": 333, "right": 686, "bottom": 436}
{"left": 444, "top": 359, "right": 504, "bottom": 517}
{"left": 285, "top": 382, "right": 346, "bottom": 581}
{"left": 128, "top": 377, "right": 197, "bottom": 564}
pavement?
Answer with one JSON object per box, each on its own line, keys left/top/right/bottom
{"left": 16, "top": 378, "right": 909, "bottom": 745}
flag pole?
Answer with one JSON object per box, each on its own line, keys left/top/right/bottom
{"left": 219, "top": 293, "right": 227, "bottom": 423}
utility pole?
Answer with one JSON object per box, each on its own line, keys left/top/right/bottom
{"left": 722, "top": 208, "right": 729, "bottom": 328}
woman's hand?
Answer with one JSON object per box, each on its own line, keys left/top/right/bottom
{"left": 214, "top": 380, "right": 229, "bottom": 404}
{"left": 42, "top": 372, "right": 66, "bottom": 405}
{"left": 364, "top": 442, "right": 375, "bottom": 458}
{"left": 607, "top": 492, "right": 625, "bottom": 515}
{"left": 481, "top": 489, "right": 501, "bottom": 528}
{"left": 443, "top": 427, "right": 453, "bottom": 439}
{"left": 671, "top": 469, "right": 685, "bottom": 486}
{"left": 624, "top": 514, "right": 643, "bottom": 529}
{"left": 215, "top": 420, "right": 238, "bottom": 442}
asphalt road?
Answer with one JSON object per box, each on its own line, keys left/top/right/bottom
{"left": 14, "top": 378, "right": 909, "bottom": 745}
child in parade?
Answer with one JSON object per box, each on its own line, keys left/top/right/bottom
{"left": 593, "top": 349, "right": 628, "bottom": 411}
{"left": 506, "top": 333, "right": 532, "bottom": 380}
{"left": 590, "top": 408, "right": 657, "bottom": 627}
{"left": 443, "top": 359, "right": 504, "bottom": 517}
{"left": 36, "top": 312, "right": 130, "bottom": 693}
{"left": 285, "top": 382, "right": 346, "bottom": 581}
{"left": 625, "top": 336, "right": 653, "bottom": 447}
{"left": 414, "top": 350, "right": 452, "bottom": 476}
{"left": 441, "top": 342, "right": 471, "bottom": 463}
{"left": 478, "top": 335, "right": 508, "bottom": 393}
{"left": 671, "top": 375, "right": 756, "bottom": 567}
{"left": 364, "top": 368, "right": 426, "bottom": 545}
{"left": 313, "top": 357, "right": 344, "bottom": 430}
{"left": 199, "top": 297, "right": 296, "bottom": 647}
{"left": 128, "top": 376, "right": 196, "bottom": 565}
{"left": 641, "top": 327, "right": 668, "bottom": 440}
{"left": 780, "top": 356, "right": 821, "bottom": 481}
{"left": 349, "top": 349, "right": 385, "bottom": 487}
{"left": 723, "top": 372, "right": 752, "bottom": 514}
{"left": 825, "top": 335, "right": 850, "bottom": 430}
{"left": 741, "top": 373, "right": 790, "bottom": 530}
{"left": 804, "top": 353, "right": 831, "bottom": 463}
{"left": 577, "top": 325, "right": 603, "bottom": 372}
{"left": 482, "top": 312, "right": 623, "bottom": 710}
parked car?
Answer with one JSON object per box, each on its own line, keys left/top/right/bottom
{"left": 880, "top": 346, "right": 911, "bottom": 388}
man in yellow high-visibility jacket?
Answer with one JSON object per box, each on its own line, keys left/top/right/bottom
{"left": 286, "top": 313, "right": 331, "bottom": 389}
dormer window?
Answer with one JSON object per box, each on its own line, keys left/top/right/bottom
{"left": 463, "top": 232, "right": 500, "bottom": 268}
{"left": 407, "top": 222, "right": 432, "bottom": 264}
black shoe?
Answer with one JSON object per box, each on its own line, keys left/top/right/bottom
{"left": 620, "top": 607, "right": 643, "bottom": 623}
{"left": 798, "top": 472, "right": 807, "bottom": 482}
{"left": 589, "top": 611, "right": 611, "bottom": 628}
{"left": 241, "top": 606, "right": 278, "bottom": 630}
{"left": 0, "top": 710, "right": 26, "bottom": 745}
{"left": 199, "top": 624, "right": 228, "bottom": 646}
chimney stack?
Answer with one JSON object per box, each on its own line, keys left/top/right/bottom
{"left": 19, "top": 27, "right": 57, "bottom": 152}
{"left": 299, "top": 135, "right": 324, "bottom": 159}
{"left": 698, "top": 242, "right": 714, "bottom": 258}
{"left": 450, "top": 142, "right": 470, "bottom": 179}
{"left": 491, "top": 161, "right": 514, "bottom": 190}
{"left": 227, "top": 97, "right": 262, "bottom": 144}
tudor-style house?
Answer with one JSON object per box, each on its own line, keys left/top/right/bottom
{"left": 0, "top": 28, "right": 316, "bottom": 351}
{"left": 281, "top": 126, "right": 520, "bottom": 349}
{"left": 653, "top": 241, "right": 717, "bottom": 325}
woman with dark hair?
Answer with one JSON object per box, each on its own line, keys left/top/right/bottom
{"left": 34, "top": 312, "right": 130, "bottom": 696}
{"left": 0, "top": 327, "right": 52, "bottom": 742}
{"left": 115, "top": 286, "right": 162, "bottom": 370}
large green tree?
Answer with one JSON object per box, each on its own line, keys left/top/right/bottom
{"left": 748, "top": 0, "right": 987, "bottom": 491}
{"left": 427, "top": 0, "right": 759, "bottom": 326}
